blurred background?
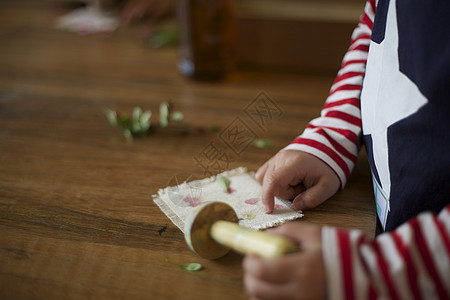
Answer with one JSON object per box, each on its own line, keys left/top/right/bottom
{"left": 22, "top": 0, "right": 366, "bottom": 75}
{"left": 236, "top": 0, "right": 365, "bottom": 73}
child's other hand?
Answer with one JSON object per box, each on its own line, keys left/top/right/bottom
{"left": 256, "top": 150, "right": 340, "bottom": 213}
{"left": 243, "top": 222, "right": 325, "bottom": 300}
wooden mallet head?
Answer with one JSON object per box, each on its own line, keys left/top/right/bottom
{"left": 184, "top": 202, "right": 238, "bottom": 260}
{"left": 184, "top": 202, "right": 298, "bottom": 260}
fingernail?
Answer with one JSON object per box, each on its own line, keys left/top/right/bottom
{"left": 255, "top": 171, "right": 262, "bottom": 182}
{"left": 294, "top": 201, "right": 302, "bottom": 211}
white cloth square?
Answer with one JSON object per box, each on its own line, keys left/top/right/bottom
{"left": 153, "top": 167, "right": 304, "bottom": 232}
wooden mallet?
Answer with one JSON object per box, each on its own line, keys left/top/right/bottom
{"left": 184, "top": 202, "right": 298, "bottom": 259}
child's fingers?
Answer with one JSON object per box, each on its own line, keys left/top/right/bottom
{"left": 243, "top": 254, "right": 293, "bottom": 282}
{"left": 257, "top": 159, "right": 306, "bottom": 204}
{"left": 243, "top": 272, "right": 294, "bottom": 300}
{"left": 243, "top": 255, "right": 299, "bottom": 299}
{"left": 260, "top": 163, "right": 277, "bottom": 213}
{"left": 255, "top": 160, "right": 270, "bottom": 183}
{"left": 243, "top": 224, "right": 325, "bottom": 299}
{"left": 268, "top": 222, "right": 322, "bottom": 246}
{"left": 243, "top": 250, "right": 324, "bottom": 300}
{"left": 260, "top": 164, "right": 288, "bottom": 213}
{"left": 261, "top": 166, "right": 308, "bottom": 213}
{"left": 292, "top": 177, "right": 339, "bottom": 210}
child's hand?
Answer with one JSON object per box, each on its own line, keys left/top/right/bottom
{"left": 243, "top": 222, "right": 325, "bottom": 300}
{"left": 256, "top": 150, "right": 340, "bottom": 213}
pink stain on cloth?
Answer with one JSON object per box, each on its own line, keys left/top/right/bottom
{"left": 245, "top": 198, "right": 282, "bottom": 210}
{"left": 226, "top": 188, "right": 236, "bottom": 194}
{"left": 153, "top": 167, "right": 304, "bottom": 233}
{"left": 274, "top": 204, "right": 283, "bottom": 210}
{"left": 245, "top": 198, "right": 259, "bottom": 205}
{"left": 183, "top": 197, "right": 202, "bottom": 207}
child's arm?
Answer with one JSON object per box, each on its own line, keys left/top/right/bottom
{"left": 283, "top": 0, "right": 376, "bottom": 187}
{"left": 322, "top": 204, "right": 450, "bottom": 300}
{"left": 258, "top": 0, "right": 377, "bottom": 212}
{"left": 243, "top": 204, "right": 450, "bottom": 300}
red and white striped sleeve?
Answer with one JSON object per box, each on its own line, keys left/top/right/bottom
{"left": 283, "top": 0, "right": 377, "bottom": 188}
{"left": 322, "top": 204, "right": 450, "bottom": 300}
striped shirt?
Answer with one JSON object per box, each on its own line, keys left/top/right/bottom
{"left": 323, "top": 206, "right": 450, "bottom": 300}
{"left": 284, "top": 0, "right": 450, "bottom": 298}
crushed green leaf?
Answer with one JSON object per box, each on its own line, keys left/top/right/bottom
{"left": 159, "top": 102, "right": 170, "bottom": 128}
{"left": 107, "top": 102, "right": 184, "bottom": 139}
{"left": 165, "top": 259, "right": 203, "bottom": 271}
{"left": 170, "top": 111, "right": 184, "bottom": 122}
{"left": 159, "top": 102, "right": 184, "bottom": 128}
{"left": 106, "top": 107, "right": 152, "bottom": 139}
{"left": 106, "top": 109, "right": 118, "bottom": 126}
{"left": 253, "top": 139, "right": 273, "bottom": 148}
{"left": 216, "top": 175, "right": 231, "bottom": 193}
{"left": 245, "top": 214, "right": 256, "bottom": 220}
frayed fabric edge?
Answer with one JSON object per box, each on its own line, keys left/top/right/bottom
{"left": 152, "top": 166, "right": 304, "bottom": 233}
{"left": 153, "top": 167, "right": 250, "bottom": 199}
{"left": 153, "top": 196, "right": 186, "bottom": 233}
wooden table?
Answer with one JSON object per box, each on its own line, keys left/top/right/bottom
{"left": 0, "top": 1, "right": 376, "bottom": 299}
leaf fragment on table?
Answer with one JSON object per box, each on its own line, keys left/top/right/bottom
{"left": 170, "top": 111, "right": 184, "bottom": 122}
{"left": 140, "top": 111, "right": 152, "bottom": 130}
{"left": 165, "top": 259, "right": 203, "bottom": 271}
{"left": 216, "top": 175, "right": 231, "bottom": 193}
{"left": 106, "top": 106, "right": 152, "bottom": 139}
{"left": 106, "top": 102, "right": 185, "bottom": 139}
{"left": 106, "top": 108, "right": 118, "bottom": 126}
{"left": 159, "top": 101, "right": 169, "bottom": 127}
{"left": 253, "top": 139, "right": 273, "bottom": 148}
{"left": 160, "top": 102, "right": 184, "bottom": 127}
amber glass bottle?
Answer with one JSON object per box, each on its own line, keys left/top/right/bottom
{"left": 176, "top": 0, "right": 236, "bottom": 80}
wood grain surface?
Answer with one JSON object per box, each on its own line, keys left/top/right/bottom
{"left": 0, "top": 1, "right": 376, "bottom": 299}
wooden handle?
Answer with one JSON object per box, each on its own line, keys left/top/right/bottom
{"left": 210, "top": 221, "right": 298, "bottom": 258}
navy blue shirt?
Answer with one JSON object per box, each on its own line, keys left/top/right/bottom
{"left": 361, "top": 0, "right": 450, "bottom": 231}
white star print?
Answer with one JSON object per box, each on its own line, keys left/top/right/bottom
{"left": 360, "top": 0, "right": 428, "bottom": 222}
